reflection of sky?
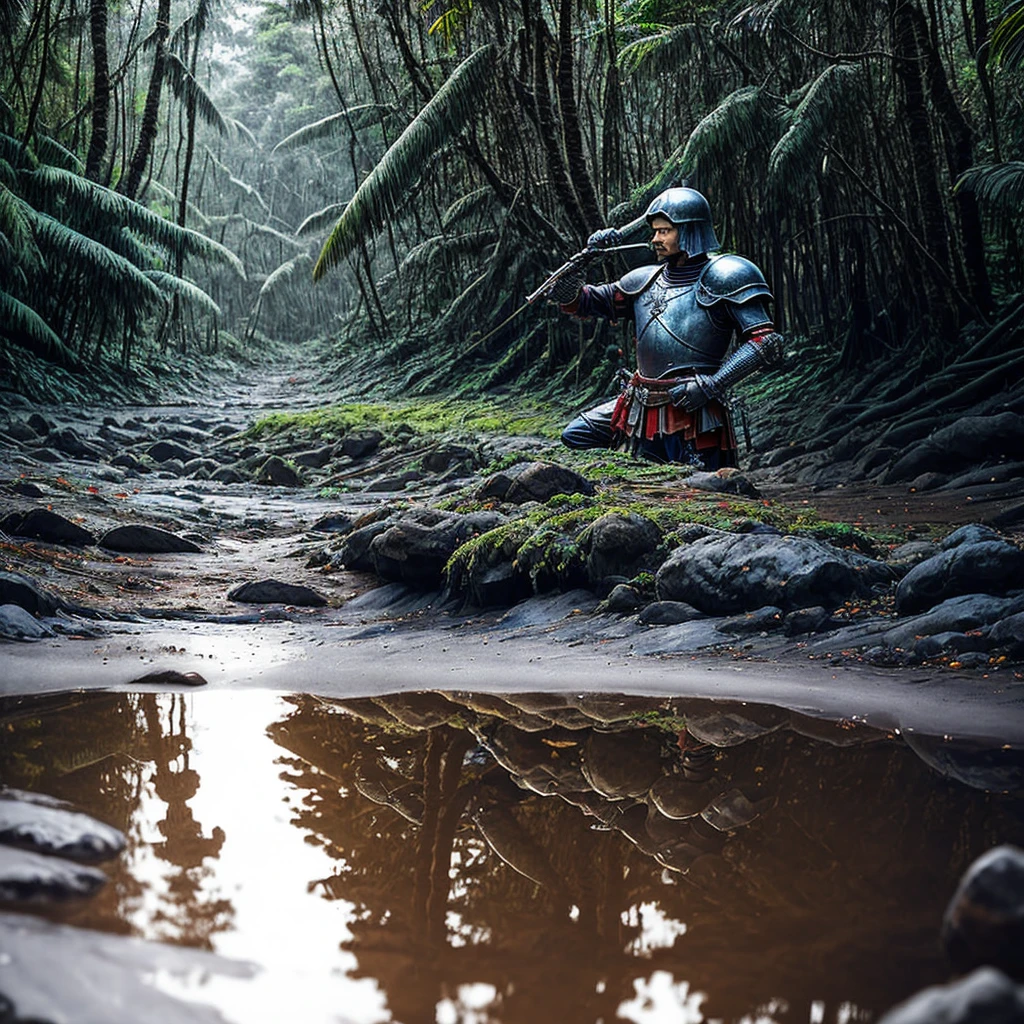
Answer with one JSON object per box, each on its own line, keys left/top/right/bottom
{"left": 127, "top": 692, "right": 392, "bottom": 1024}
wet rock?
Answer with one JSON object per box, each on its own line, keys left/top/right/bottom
{"left": 908, "top": 471, "right": 948, "bottom": 492}
{"left": 0, "top": 604, "right": 54, "bottom": 640}
{"left": 578, "top": 512, "right": 663, "bottom": 584}
{"left": 0, "top": 572, "right": 63, "bottom": 616}
{"left": 422, "top": 444, "right": 477, "bottom": 472}
{"left": 27, "top": 412, "right": 51, "bottom": 436}
{"left": 45, "top": 427, "right": 102, "bottom": 460}
{"left": 582, "top": 730, "right": 665, "bottom": 799}
{"left": 364, "top": 469, "right": 423, "bottom": 492}
{"left": 638, "top": 601, "right": 704, "bottom": 626}
{"left": 940, "top": 523, "right": 1004, "bottom": 550}
{"left": 370, "top": 509, "right": 506, "bottom": 587}
{"left": 338, "top": 430, "right": 383, "bottom": 459}
{"left": 6, "top": 420, "right": 39, "bottom": 442}
{"left": 0, "top": 508, "right": 96, "bottom": 546}
{"left": 99, "top": 525, "right": 202, "bottom": 554}
{"left": 685, "top": 707, "right": 786, "bottom": 747}
{"left": 146, "top": 440, "right": 201, "bottom": 464}
{"left": 783, "top": 605, "right": 832, "bottom": 635}
{"left": 255, "top": 455, "right": 304, "bottom": 487}
{"left": 686, "top": 467, "right": 762, "bottom": 498}
{"left": 128, "top": 669, "right": 208, "bottom": 687}
{"left": 656, "top": 533, "right": 874, "bottom": 615}
{"left": 227, "top": 579, "right": 327, "bottom": 606}
{"left": 990, "top": 612, "right": 1024, "bottom": 652}
{"left": 649, "top": 776, "right": 717, "bottom": 819}
{"left": 336, "top": 520, "right": 395, "bottom": 572}
{"left": 292, "top": 445, "right": 335, "bottom": 469}
{"left": 478, "top": 461, "right": 594, "bottom": 504}
{"left": 913, "top": 630, "right": 992, "bottom": 659}
{"left": 310, "top": 512, "right": 353, "bottom": 534}
{"left": 880, "top": 593, "right": 1024, "bottom": 649}
{"left": 0, "top": 846, "right": 106, "bottom": 902}
{"left": 954, "top": 650, "right": 992, "bottom": 669}
{"left": 467, "top": 561, "right": 528, "bottom": 609}
{"left": 28, "top": 447, "right": 62, "bottom": 463}
{"left": 886, "top": 540, "right": 940, "bottom": 573}
{"left": 182, "top": 457, "right": 219, "bottom": 477}
{"left": 210, "top": 466, "right": 245, "bottom": 484}
{"left": 601, "top": 584, "right": 643, "bottom": 613}
{"left": 10, "top": 481, "right": 44, "bottom": 497}
{"left": 895, "top": 541, "right": 1024, "bottom": 615}
{"left": 718, "top": 605, "right": 785, "bottom": 635}
{"left": 700, "top": 788, "right": 762, "bottom": 831}
{"left": 0, "top": 790, "right": 125, "bottom": 862}
{"left": 880, "top": 968, "right": 1024, "bottom": 1024}
{"left": 110, "top": 452, "right": 150, "bottom": 473}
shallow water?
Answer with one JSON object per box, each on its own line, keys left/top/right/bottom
{"left": 2, "top": 689, "right": 1023, "bottom": 1024}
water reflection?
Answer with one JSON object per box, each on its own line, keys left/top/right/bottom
{"left": 1, "top": 689, "right": 1022, "bottom": 1024}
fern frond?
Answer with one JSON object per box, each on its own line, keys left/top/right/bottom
{"left": 400, "top": 230, "right": 493, "bottom": 275}
{"left": 992, "top": 1, "right": 1024, "bottom": 68}
{"left": 679, "top": 85, "right": 771, "bottom": 178}
{"left": 144, "top": 269, "right": 221, "bottom": 317}
{"left": 0, "top": 132, "right": 36, "bottom": 170}
{"left": 954, "top": 162, "right": 1024, "bottom": 216}
{"left": 258, "top": 253, "right": 313, "bottom": 303}
{"left": 163, "top": 53, "right": 229, "bottom": 135}
{"left": 441, "top": 186, "right": 494, "bottom": 230}
{"left": 231, "top": 118, "right": 259, "bottom": 148}
{"left": 32, "top": 133, "right": 83, "bottom": 172}
{"left": 768, "top": 64, "right": 862, "bottom": 190}
{"left": 314, "top": 44, "right": 498, "bottom": 282}
{"left": 272, "top": 105, "right": 394, "bottom": 154}
{"left": 296, "top": 203, "right": 347, "bottom": 237}
{"left": 0, "top": 184, "right": 42, "bottom": 271}
{"left": 618, "top": 22, "right": 701, "bottom": 76}
{"left": 0, "top": 288, "right": 75, "bottom": 363}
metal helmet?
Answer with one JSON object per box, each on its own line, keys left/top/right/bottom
{"left": 645, "top": 187, "right": 720, "bottom": 256}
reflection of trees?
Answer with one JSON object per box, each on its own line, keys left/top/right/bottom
{"left": 270, "top": 693, "right": 1024, "bottom": 1024}
{"left": 0, "top": 693, "right": 232, "bottom": 948}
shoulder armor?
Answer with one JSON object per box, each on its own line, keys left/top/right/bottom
{"left": 696, "top": 254, "right": 772, "bottom": 308}
{"left": 616, "top": 264, "right": 663, "bottom": 296}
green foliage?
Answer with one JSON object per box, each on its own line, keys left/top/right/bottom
{"left": 617, "top": 22, "right": 702, "bottom": 76}
{"left": 272, "top": 105, "right": 395, "bottom": 153}
{"left": 0, "top": 289, "right": 74, "bottom": 362}
{"left": 163, "top": 53, "right": 230, "bottom": 136}
{"left": 679, "top": 85, "right": 772, "bottom": 180}
{"left": 955, "top": 162, "right": 1024, "bottom": 220}
{"left": 992, "top": 1, "right": 1024, "bottom": 68}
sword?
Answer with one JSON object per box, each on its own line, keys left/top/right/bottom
{"left": 526, "top": 243, "right": 653, "bottom": 304}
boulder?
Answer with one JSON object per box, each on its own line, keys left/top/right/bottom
{"left": 866, "top": 968, "right": 1024, "bottom": 1024}
{"left": 99, "top": 525, "right": 202, "bottom": 554}
{"left": 718, "top": 605, "right": 785, "bottom": 635}
{"left": 578, "top": 512, "right": 663, "bottom": 584}
{"left": 686, "top": 467, "right": 762, "bottom": 498}
{"left": 656, "top": 533, "right": 875, "bottom": 615}
{"left": 0, "top": 790, "right": 125, "bottom": 862}
{"left": 582, "top": 730, "right": 665, "bottom": 799}
{"left": 336, "top": 520, "right": 394, "bottom": 572}
{"left": 0, "top": 508, "right": 95, "bottom": 547}
{"left": 146, "top": 440, "right": 201, "bottom": 464}
{"left": 254, "top": 455, "right": 303, "bottom": 487}
{"left": 422, "top": 444, "right": 477, "bottom": 473}
{"left": 895, "top": 541, "right": 1024, "bottom": 615}
{"left": 0, "top": 846, "right": 107, "bottom": 902}
{"left": 0, "top": 572, "right": 63, "bottom": 616}
{"left": 638, "top": 601, "right": 704, "bottom": 626}
{"left": 940, "top": 523, "right": 1004, "bottom": 550}
{"left": 310, "top": 512, "right": 353, "bottom": 534}
{"left": 880, "top": 593, "right": 1024, "bottom": 649}
{"left": 990, "top": 612, "right": 1024, "bottom": 652}
{"left": 602, "top": 584, "right": 643, "bottom": 613}
{"left": 783, "top": 605, "right": 832, "bottom": 635}
{"left": 338, "top": 430, "right": 383, "bottom": 459}
{"left": 44, "top": 427, "right": 102, "bottom": 461}
{"left": 227, "top": 579, "right": 327, "bottom": 606}
{"left": 210, "top": 466, "right": 245, "bottom": 484}
{"left": 0, "top": 604, "right": 53, "bottom": 640}
{"left": 478, "top": 461, "right": 594, "bottom": 504}
{"left": 26, "top": 413, "right": 51, "bottom": 436}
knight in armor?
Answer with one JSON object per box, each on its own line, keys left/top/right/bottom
{"left": 551, "top": 187, "right": 783, "bottom": 467}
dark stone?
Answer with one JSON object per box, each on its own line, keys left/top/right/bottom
{"left": 128, "top": 669, "right": 208, "bottom": 687}
{"left": 656, "top": 533, "right": 874, "bottom": 615}
{"left": 478, "top": 461, "right": 594, "bottom": 504}
{"left": 783, "top": 605, "right": 831, "bottom": 635}
{"left": 0, "top": 790, "right": 125, "bottom": 862}
{"left": 0, "top": 604, "right": 54, "bottom": 639}
{"left": 582, "top": 730, "right": 664, "bottom": 799}
{"left": 110, "top": 453, "right": 149, "bottom": 472}
{"left": 990, "top": 612, "right": 1024, "bottom": 652}
{"left": 942, "top": 846, "right": 1024, "bottom": 981}
{"left": 97, "top": 424, "right": 136, "bottom": 446}
{"left": 292, "top": 445, "right": 335, "bottom": 469}
{"left": 45, "top": 427, "right": 101, "bottom": 460}
{"left": 603, "top": 584, "right": 643, "bottom": 613}
{"left": 954, "top": 650, "right": 992, "bottom": 669}
{"left": 99, "top": 525, "right": 202, "bottom": 554}
{"left": 10, "top": 481, "right": 44, "bottom": 497}
{"left": 881, "top": 593, "right": 1024, "bottom": 649}
{"left": 227, "top": 579, "right": 328, "bottom": 606}
{"left": 0, "top": 572, "right": 62, "bottom": 616}
{"left": 638, "top": 601, "right": 704, "bottom": 625}
{"left": 718, "top": 605, "right": 785, "bottom": 635}
{"left": 895, "top": 541, "right": 1024, "bottom": 615}
{"left": 27, "top": 412, "right": 51, "bottom": 436}
{"left": 364, "top": 469, "right": 423, "bottom": 492}
{"left": 6, "top": 420, "right": 39, "bottom": 442}
{"left": 338, "top": 430, "right": 383, "bottom": 459}
{"left": 0, "top": 508, "right": 96, "bottom": 546}
{"left": 686, "top": 467, "right": 762, "bottom": 498}
{"left": 579, "top": 512, "right": 663, "bottom": 584}
{"left": 210, "top": 466, "right": 245, "bottom": 484}
{"left": 182, "top": 458, "right": 219, "bottom": 477}
{"left": 255, "top": 455, "right": 304, "bottom": 487}
{"left": 914, "top": 630, "right": 992, "bottom": 659}
{"left": 886, "top": 540, "right": 940, "bottom": 572}
{"left": 146, "top": 440, "right": 201, "bottom": 464}
{"left": 0, "top": 846, "right": 107, "bottom": 902}
{"left": 310, "top": 512, "right": 353, "bottom": 534}
{"left": 468, "top": 561, "right": 528, "bottom": 609}
{"left": 941, "top": 523, "right": 1004, "bottom": 550}
{"left": 422, "top": 444, "right": 477, "bottom": 473}
{"left": 908, "top": 471, "right": 947, "bottom": 492}
{"left": 337, "top": 520, "right": 394, "bottom": 572}
{"left": 878, "top": 969, "right": 1024, "bottom": 1024}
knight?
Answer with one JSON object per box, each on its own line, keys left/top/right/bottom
{"left": 551, "top": 187, "right": 783, "bottom": 468}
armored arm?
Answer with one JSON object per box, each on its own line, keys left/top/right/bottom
{"left": 670, "top": 332, "right": 783, "bottom": 411}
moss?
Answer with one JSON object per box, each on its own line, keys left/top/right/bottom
{"left": 627, "top": 709, "right": 689, "bottom": 733}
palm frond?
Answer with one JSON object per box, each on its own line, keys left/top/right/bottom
{"left": 617, "top": 22, "right": 701, "bottom": 76}
{"left": 441, "top": 186, "right": 495, "bottom": 230}
{"left": 26, "top": 166, "right": 245, "bottom": 277}
{"left": 257, "top": 252, "right": 313, "bottom": 303}
{"left": 768, "top": 64, "right": 862, "bottom": 190}
{"left": 252, "top": 222, "right": 305, "bottom": 248}
{"left": 170, "top": 0, "right": 215, "bottom": 50}
{"left": 954, "top": 162, "right": 1024, "bottom": 217}
{"left": 0, "top": 288, "right": 75, "bottom": 363}
{"left": 231, "top": 118, "right": 259, "bottom": 148}
{"left": 296, "top": 202, "right": 347, "bottom": 237}
{"left": 0, "top": 0, "right": 28, "bottom": 37}
{"left": 32, "top": 133, "right": 84, "bottom": 172}
{"left": 144, "top": 270, "right": 221, "bottom": 317}
{"left": 163, "top": 53, "right": 229, "bottom": 136}
{"left": 0, "top": 184, "right": 42, "bottom": 271}
{"left": 992, "top": 1, "right": 1024, "bottom": 68}
{"left": 0, "top": 95, "right": 16, "bottom": 135}
{"left": 272, "top": 105, "right": 395, "bottom": 154}
{"left": 679, "top": 85, "right": 771, "bottom": 178}
{"left": 0, "top": 132, "right": 36, "bottom": 171}
{"left": 400, "top": 230, "right": 494, "bottom": 275}
{"left": 313, "top": 44, "right": 498, "bottom": 282}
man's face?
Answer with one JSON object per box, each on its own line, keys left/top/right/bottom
{"left": 650, "top": 216, "right": 681, "bottom": 260}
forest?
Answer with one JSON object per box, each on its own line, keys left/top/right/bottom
{"left": 0, "top": 0, "right": 1022, "bottom": 440}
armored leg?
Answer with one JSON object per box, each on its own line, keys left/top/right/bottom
{"left": 561, "top": 398, "right": 618, "bottom": 450}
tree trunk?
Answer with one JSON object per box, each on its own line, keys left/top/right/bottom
{"left": 85, "top": 0, "right": 110, "bottom": 181}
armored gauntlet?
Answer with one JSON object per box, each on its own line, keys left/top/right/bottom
{"left": 669, "top": 332, "right": 783, "bottom": 411}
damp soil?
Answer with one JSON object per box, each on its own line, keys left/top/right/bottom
{"left": 2, "top": 688, "right": 1023, "bottom": 1024}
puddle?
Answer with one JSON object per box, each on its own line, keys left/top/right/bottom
{"left": 1, "top": 690, "right": 1022, "bottom": 1024}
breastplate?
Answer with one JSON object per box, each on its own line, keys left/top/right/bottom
{"left": 632, "top": 279, "right": 732, "bottom": 378}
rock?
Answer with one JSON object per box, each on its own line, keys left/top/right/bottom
{"left": 881, "top": 593, "right": 1024, "bottom": 649}
{"left": 255, "top": 455, "right": 304, "bottom": 487}
{"left": 5, "top": 421, "right": 38, "bottom": 442}
{"left": 29, "top": 447, "right": 61, "bottom": 463}
{"left": 685, "top": 707, "right": 786, "bottom": 747}
{"left": 908, "top": 471, "right": 948, "bottom": 492}
{"left": 913, "top": 630, "right": 992, "bottom": 659}
{"left": 0, "top": 572, "right": 63, "bottom": 616}
{"left": 579, "top": 512, "right": 663, "bottom": 584}
{"left": 146, "top": 440, "right": 201, "bottom": 464}
{"left": 292, "top": 445, "right": 335, "bottom": 469}
{"left": 990, "top": 612, "right": 1024, "bottom": 652}
{"left": 656, "top": 533, "right": 875, "bottom": 615}
{"left": 227, "top": 579, "right": 327, "bottom": 606}
{"left": 99, "top": 525, "right": 202, "bottom": 554}
{"left": 44, "top": 427, "right": 102, "bottom": 460}
{"left": 686, "top": 467, "right": 762, "bottom": 498}
{"left": 478, "top": 461, "right": 594, "bottom": 504}
{"left": 895, "top": 541, "right": 1024, "bottom": 615}
{"left": 422, "top": 444, "right": 477, "bottom": 472}
{"left": 0, "top": 846, "right": 106, "bottom": 902}
{"left": 883, "top": 413, "right": 1024, "bottom": 484}
{"left": 10, "top": 481, "right": 44, "bottom": 497}
{"left": 364, "top": 469, "right": 423, "bottom": 492}
{"left": 336, "top": 520, "right": 394, "bottom": 572}
{"left": 182, "top": 458, "right": 219, "bottom": 477}
{"left": 467, "top": 561, "right": 528, "bottom": 609}
{"left": 886, "top": 540, "right": 940, "bottom": 571}
{"left": 649, "top": 776, "right": 717, "bottom": 819}
{"left": 110, "top": 452, "right": 149, "bottom": 473}
{"left": 582, "top": 730, "right": 665, "bottom": 799}
{"left": 602, "top": 584, "right": 643, "bottom": 613}
{"left": 783, "top": 605, "right": 831, "bottom": 635}
{"left": 128, "top": 669, "right": 208, "bottom": 687}
{"left": 26, "top": 413, "right": 51, "bottom": 436}
{"left": 338, "top": 430, "right": 383, "bottom": 459}
{"left": 638, "top": 601, "right": 704, "bottom": 626}
{"left": 878, "top": 968, "right": 1024, "bottom": 1024}
{"left": 0, "top": 604, "right": 53, "bottom": 640}
{"left": 210, "top": 466, "right": 245, "bottom": 484}
{"left": 940, "top": 523, "right": 1004, "bottom": 550}
{"left": 718, "top": 605, "right": 785, "bottom": 635}
{"left": 0, "top": 790, "right": 125, "bottom": 862}
{"left": 0, "top": 508, "right": 96, "bottom": 547}
{"left": 310, "top": 512, "right": 353, "bottom": 534}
